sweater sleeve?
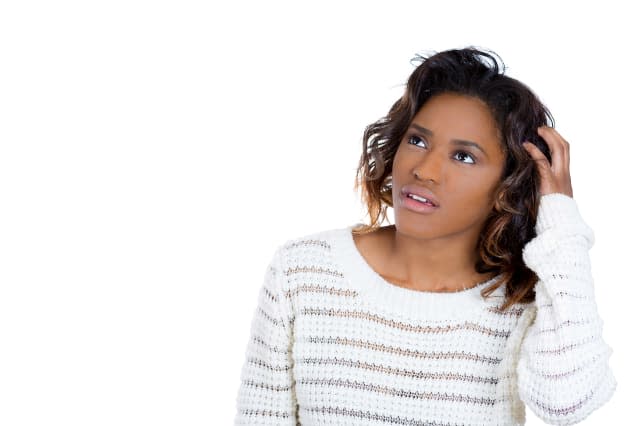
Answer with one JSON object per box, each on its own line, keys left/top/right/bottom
{"left": 517, "top": 193, "right": 617, "bottom": 425}
{"left": 234, "top": 245, "right": 298, "bottom": 425}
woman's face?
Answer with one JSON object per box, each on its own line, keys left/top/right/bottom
{"left": 391, "top": 92, "right": 506, "bottom": 239}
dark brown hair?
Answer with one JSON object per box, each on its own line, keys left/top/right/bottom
{"left": 352, "top": 46, "right": 555, "bottom": 311}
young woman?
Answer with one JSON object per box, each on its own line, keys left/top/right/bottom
{"left": 234, "top": 47, "right": 617, "bottom": 425}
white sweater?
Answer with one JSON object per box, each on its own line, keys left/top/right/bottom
{"left": 234, "top": 193, "right": 617, "bottom": 425}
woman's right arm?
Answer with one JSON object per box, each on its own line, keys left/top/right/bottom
{"left": 234, "top": 246, "right": 298, "bottom": 425}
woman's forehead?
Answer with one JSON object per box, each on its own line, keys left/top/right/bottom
{"left": 412, "top": 93, "right": 502, "bottom": 150}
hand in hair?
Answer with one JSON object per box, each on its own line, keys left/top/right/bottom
{"left": 523, "top": 126, "right": 574, "bottom": 197}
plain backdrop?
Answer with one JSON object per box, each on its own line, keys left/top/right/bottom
{"left": 0, "top": 0, "right": 637, "bottom": 424}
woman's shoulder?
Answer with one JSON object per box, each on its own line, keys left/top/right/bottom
{"left": 277, "top": 224, "right": 352, "bottom": 257}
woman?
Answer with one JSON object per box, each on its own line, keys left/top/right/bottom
{"left": 234, "top": 47, "right": 616, "bottom": 425}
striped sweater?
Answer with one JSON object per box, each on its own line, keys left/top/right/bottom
{"left": 234, "top": 193, "right": 617, "bottom": 425}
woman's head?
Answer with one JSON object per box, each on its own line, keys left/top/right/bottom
{"left": 391, "top": 92, "right": 507, "bottom": 252}
{"left": 353, "top": 46, "right": 554, "bottom": 310}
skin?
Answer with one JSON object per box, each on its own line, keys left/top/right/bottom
{"left": 523, "top": 127, "right": 573, "bottom": 198}
{"left": 354, "top": 92, "right": 574, "bottom": 292}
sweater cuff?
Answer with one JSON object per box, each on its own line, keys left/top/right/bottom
{"left": 535, "top": 193, "right": 584, "bottom": 234}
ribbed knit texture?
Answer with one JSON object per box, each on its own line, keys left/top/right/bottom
{"left": 234, "top": 193, "right": 617, "bottom": 425}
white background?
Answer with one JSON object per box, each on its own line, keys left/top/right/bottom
{"left": 0, "top": 0, "right": 636, "bottom": 424}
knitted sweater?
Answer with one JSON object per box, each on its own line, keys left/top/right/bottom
{"left": 234, "top": 193, "right": 617, "bottom": 425}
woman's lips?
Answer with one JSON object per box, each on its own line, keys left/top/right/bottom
{"left": 401, "top": 185, "right": 440, "bottom": 206}
{"left": 400, "top": 193, "right": 439, "bottom": 214}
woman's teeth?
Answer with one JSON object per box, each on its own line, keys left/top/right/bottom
{"left": 408, "top": 193, "right": 432, "bottom": 204}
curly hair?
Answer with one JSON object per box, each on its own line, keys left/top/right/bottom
{"left": 352, "top": 46, "right": 555, "bottom": 312}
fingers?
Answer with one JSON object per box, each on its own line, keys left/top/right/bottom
{"left": 537, "top": 126, "right": 570, "bottom": 172}
{"left": 522, "top": 126, "right": 574, "bottom": 197}
{"left": 522, "top": 140, "right": 552, "bottom": 176}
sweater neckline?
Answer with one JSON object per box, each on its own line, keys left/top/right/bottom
{"left": 331, "top": 223, "right": 505, "bottom": 321}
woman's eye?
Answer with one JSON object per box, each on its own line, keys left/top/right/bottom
{"left": 407, "top": 134, "right": 476, "bottom": 165}
{"left": 407, "top": 135, "right": 425, "bottom": 147}
{"left": 454, "top": 151, "right": 476, "bottom": 164}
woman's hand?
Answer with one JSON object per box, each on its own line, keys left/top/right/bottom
{"left": 523, "top": 126, "right": 574, "bottom": 198}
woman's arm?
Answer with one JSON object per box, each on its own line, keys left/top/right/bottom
{"left": 517, "top": 193, "right": 617, "bottom": 425}
{"left": 234, "top": 246, "right": 298, "bottom": 425}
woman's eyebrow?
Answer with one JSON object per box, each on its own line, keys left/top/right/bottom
{"left": 409, "top": 123, "right": 487, "bottom": 156}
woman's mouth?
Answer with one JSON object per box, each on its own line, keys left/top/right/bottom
{"left": 401, "top": 192, "right": 439, "bottom": 214}
{"left": 400, "top": 185, "right": 440, "bottom": 207}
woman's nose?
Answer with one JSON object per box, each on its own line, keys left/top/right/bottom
{"left": 412, "top": 152, "right": 443, "bottom": 183}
